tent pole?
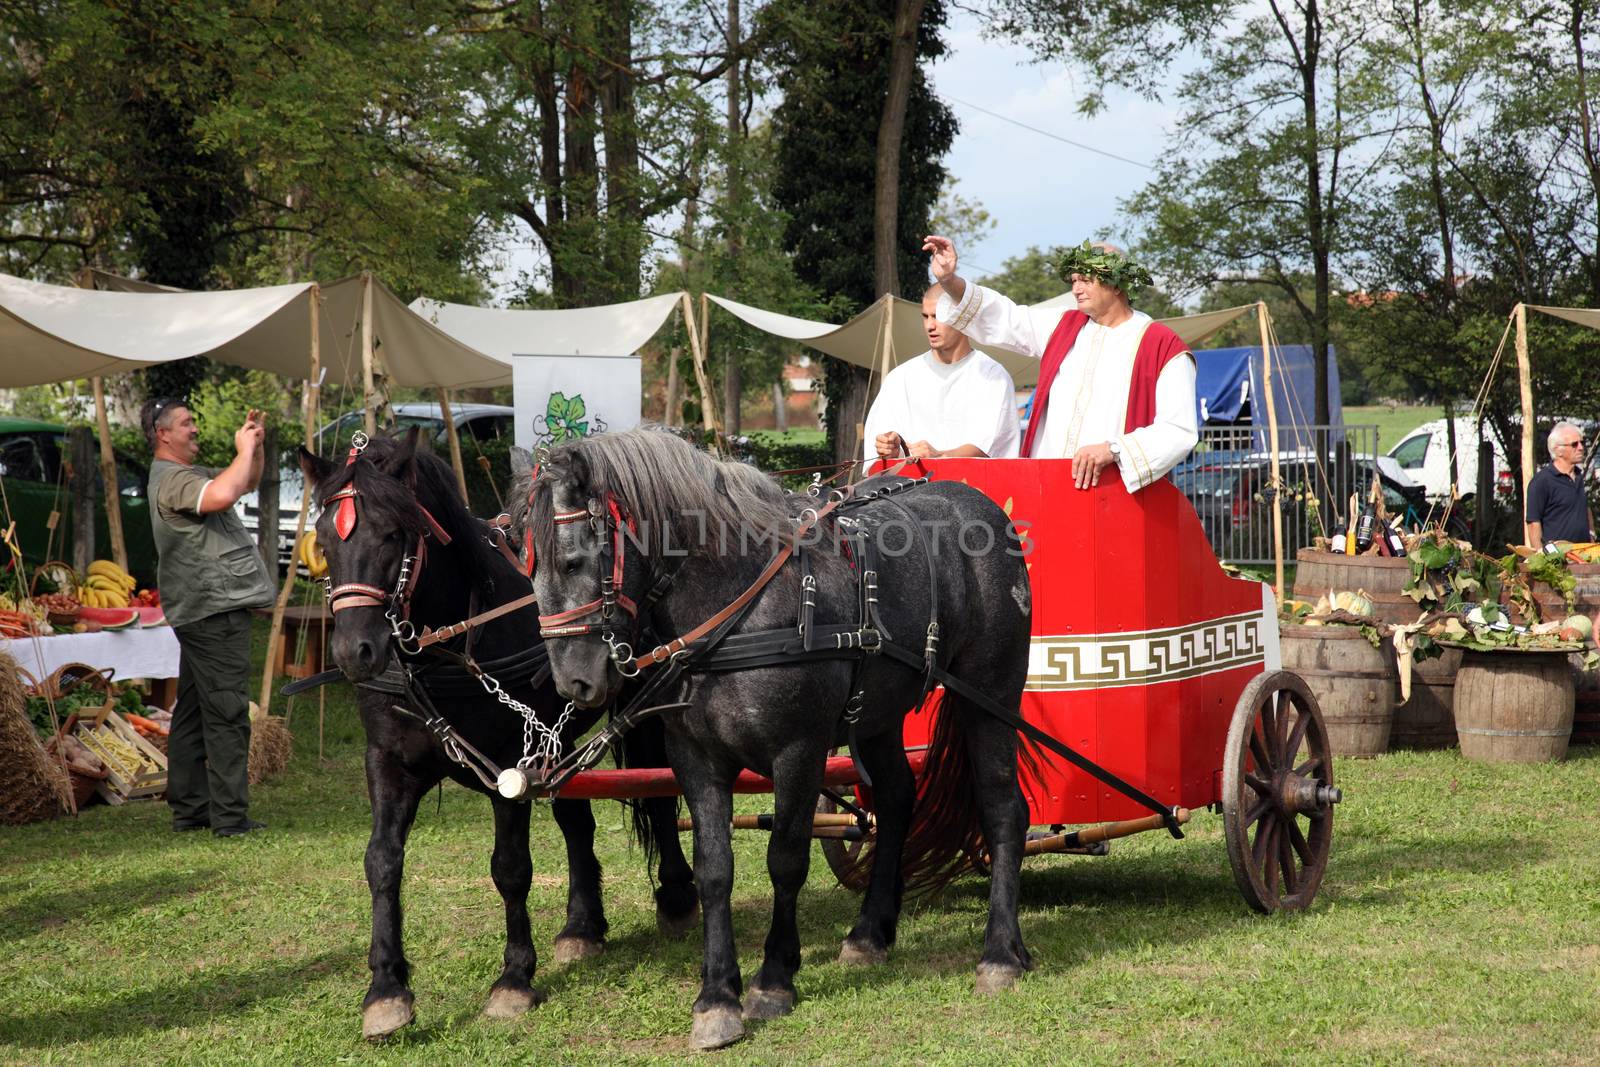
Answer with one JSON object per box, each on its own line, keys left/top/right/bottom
{"left": 1257, "top": 301, "right": 1284, "bottom": 605}
{"left": 1515, "top": 302, "right": 1535, "bottom": 546}
{"left": 260, "top": 285, "right": 321, "bottom": 717}
{"left": 681, "top": 292, "right": 722, "bottom": 444}
{"left": 437, "top": 388, "right": 469, "bottom": 500}
{"left": 361, "top": 271, "right": 377, "bottom": 436}
{"left": 89, "top": 378, "right": 128, "bottom": 573}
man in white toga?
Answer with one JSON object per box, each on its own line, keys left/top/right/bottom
{"left": 925, "top": 236, "right": 1198, "bottom": 492}
{"left": 863, "top": 284, "right": 1022, "bottom": 470}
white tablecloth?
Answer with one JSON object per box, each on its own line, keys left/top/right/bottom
{"left": 0, "top": 628, "right": 181, "bottom": 682}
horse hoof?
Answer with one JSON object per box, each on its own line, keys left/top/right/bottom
{"left": 483, "top": 985, "right": 546, "bottom": 1019}
{"left": 552, "top": 936, "right": 604, "bottom": 964}
{"left": 361, "top": 995, "right": 415, "bottom": 1041}
{"left": 975, "top": 961, "right": 1025, "bottom": 995}
{"left": 838, "top": 938, "right": 888, "bottom": 966}
{"left": 690, "top": 1005, "right": 745, "bottom": 1050}
{"left": 658, "top": 901, "right": 701, "bottom": 940}
{"left": 741, "top": 985, "right": 795, "bottom": 1021}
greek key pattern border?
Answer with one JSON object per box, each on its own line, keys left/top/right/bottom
{"left": 1026, "top": 610, "right": 1265, "bottom": 691}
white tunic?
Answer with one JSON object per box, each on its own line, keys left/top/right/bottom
{"left": 938, "top": 283, "right": 1198, "bottom": 492}
{"left": 862, "top": 349, "right": 1021, "bottom": 469}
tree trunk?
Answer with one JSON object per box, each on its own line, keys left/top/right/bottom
{"left": 837, "top": 0, "right": 928, "bottom": 465}
{"left": 69, "top": 425, "right": 96, "bottom": 576}
{"left": 599, "top": 0, "right": 641, "bottom": 302}
{"left": 665, "top": 345, "right": 683, "bottom": 426}
{"left": 257, "top": 423, "right": 280, "bottom": 587}
{"left": 721, "top": 0, "right": 743, "bottom": 434}
{"left": 772, "top": 381, "right": 788, "bottom": 432}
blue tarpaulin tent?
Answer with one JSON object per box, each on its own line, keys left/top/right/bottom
{"left": 1193, "top": 344, "right": 1343, "bottom": 449}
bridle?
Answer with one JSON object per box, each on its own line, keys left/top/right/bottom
{"left": 535, "top": 493, "right": 642, "bottom": 675}
{"left": 320, "top": 432, "right": 455, "bottom": 653}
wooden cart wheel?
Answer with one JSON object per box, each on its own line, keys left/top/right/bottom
{"left": 1222, "top": 670, "right": 1340, "bottom": 913}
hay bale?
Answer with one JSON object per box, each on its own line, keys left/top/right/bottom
{"left": 248, "top": 713, "right": 292, "bottom": 785}
{"left": 0, "top": 651, "right": 72, "bottom": 825}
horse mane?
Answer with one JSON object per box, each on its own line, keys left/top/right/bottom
{"left": 313, "top": 431, "right": 502, "bottom": 590}
{"left": 522, "top": 428, "right": 798, "bottom": 565}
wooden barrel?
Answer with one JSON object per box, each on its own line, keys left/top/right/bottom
{"left": 1571, "top": 652, "right": 1600, "bottom": 746}
{"left": 1294, "top": 550, "right": 1460, "bottom": 748}
{"left": 1280, "top": 624, "right": 1395, "bottom": 757}
{"left": 1454, "top": 650, "right": 1575, "bottom": 762}
{"left": 1293, "top": 550, "right": 1419, "bottom": 629}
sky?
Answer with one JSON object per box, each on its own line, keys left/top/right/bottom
{"left": 927, "top": 13, "right": 1178, "bottom": 280}
{"left": 488, "top": 8, "right": 1184, "bottom": 303}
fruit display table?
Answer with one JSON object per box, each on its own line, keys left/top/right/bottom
{"left": 0, "top": 627, "right": 180, "bottom": 692}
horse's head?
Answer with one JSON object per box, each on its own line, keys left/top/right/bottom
{"left": 509, "top": 443, "right": 648, "bottom": 710}
{"left": 299, "top": 427, "right": 435, "bottom": 682}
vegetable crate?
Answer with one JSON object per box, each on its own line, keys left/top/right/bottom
{"left": 71, "top": 707, "right": 167, "bottom": 805}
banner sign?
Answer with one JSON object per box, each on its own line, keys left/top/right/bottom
{"left": 511, "top": 354, "right": 641, "bottom": 451}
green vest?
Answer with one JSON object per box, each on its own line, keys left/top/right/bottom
{"left": 148, "top": 459, "right": 275, "bottom": 627}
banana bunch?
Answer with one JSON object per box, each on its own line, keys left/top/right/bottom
{"left": 81, "top": 560, "right": 136, "bottom": 608}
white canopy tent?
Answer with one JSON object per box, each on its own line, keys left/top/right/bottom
{"left": 409, "top": 292, "right": 684, "bottom": 360}
{"left": 705, "top": 292, "right": 1260, "bottom": 388}
{"left": 65, "top": 270, "right": 513, "bottom": 390}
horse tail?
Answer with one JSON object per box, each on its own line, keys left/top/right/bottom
{"left": 896, "top": 692, "right": 987, "bottom": 895}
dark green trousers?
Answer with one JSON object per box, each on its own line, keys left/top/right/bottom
{"left": 168, "top": 609, "right": 253, "bottom": 830}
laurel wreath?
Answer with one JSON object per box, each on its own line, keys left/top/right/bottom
{"left": 1053, "top": 240, "right": 1153, "bottom": 292}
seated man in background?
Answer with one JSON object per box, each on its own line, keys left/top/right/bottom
{"left": 1526, "top": 422, "right": 1594, "bottom": 547}
{"left": 863, "top": 284, "right": 1022, "bottom": 470}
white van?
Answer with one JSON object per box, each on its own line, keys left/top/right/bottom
{"left": 1387, "top": 417, "right": 1513, "bottom": 504}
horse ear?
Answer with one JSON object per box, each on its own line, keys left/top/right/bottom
{"left": 298, "top": 445, "right": 332, "bottom": 485}
{"left": 381, "top": 425, "right": 421, "bottom": 477}
{"left": 509, "top": 446, "right": 534, "bottom": 478}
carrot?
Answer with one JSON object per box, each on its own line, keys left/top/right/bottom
{"left": 126, "top": 713, "right": 168, "bottom": 736}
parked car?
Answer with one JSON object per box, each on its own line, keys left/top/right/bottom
{"left": 1386, "top": 418, "right": 1513, "bottom": 505}
{"left": 237, "top": 403, "right": 516, "bottom": 564}
{"left": 0, "top": 417, "right": 159, "bottom": 585}
{"left": 1176, "top": 450, "right": 1443, "bottom": 560}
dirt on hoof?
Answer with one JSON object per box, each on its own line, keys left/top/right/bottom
{"left": 483, "top": 985, "right": 546, "bottom": 1019}
{"left": 552, "top": 936, "right": 605, "bottom": 965}
{"left": 838, "top": 938, "right": 889, "bottom": 966}
{"left": 974, "top": 961, "right": 1024, "bottom": 995}
{"left": 741, "top": 986, "right": 795, "bottom": 1021}
{"left": 690, "top": 1004, "right": 745, "bottom": 1050}
{"left": 657, "top": 901, "right": 701, "bottom": 940}
{"left": 361, "top": 995, "right": 415, "bottom": 1041}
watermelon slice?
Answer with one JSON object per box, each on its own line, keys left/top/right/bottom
{"left": 77, "top": 606, "right": 140, "bottom": 630}
{"left": 137, "top": 606, "right": 167, "bottom": 627}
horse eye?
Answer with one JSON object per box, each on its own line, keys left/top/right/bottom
{"left": 563, "top": 556, "right": 583, "bottom": 575}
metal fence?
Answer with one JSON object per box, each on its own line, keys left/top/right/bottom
{"left": 1169, "top": 424, "right": 1382, "bottom": 566}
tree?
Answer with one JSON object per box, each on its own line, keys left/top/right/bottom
{"left": 765, "top": 0, "right": 956, "bottom": 461}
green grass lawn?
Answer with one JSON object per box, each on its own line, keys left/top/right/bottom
{"left": 4, "top": 623, "right": 1599, "bottom": 1065}
{"left": 1343, "top": 405, "right": 1446, "bottom": 455}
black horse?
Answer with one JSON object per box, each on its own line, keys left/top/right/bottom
{"left": 508, "top": 429, "right": 1034, "bottom": 1049}
{"left": 298, "top": 430, "right": 697, "bottom": 1040}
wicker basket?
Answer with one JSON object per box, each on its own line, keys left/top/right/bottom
{"left": 29, "top": 560, "right": 80, "bottom": 598}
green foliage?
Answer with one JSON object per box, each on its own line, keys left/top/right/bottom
{"left": 765, "top": 0, "right": 958, "bottom": 454}
{"left": 185, "top": 371, "right": 302, "bottom": 471}
{"left": 976, "top": 246, "right": 1063, "bottom": 305}
{"left": 928, "top": 181, "right": 996, "bottom": 254}
{"left": 1053, "top": 240, "right": 1153, "bottom": 292}
{"left": 735, "top": 430, "right": 835, "bottom": 488}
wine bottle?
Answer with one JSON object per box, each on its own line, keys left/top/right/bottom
{"left": 1355, "top": 503, "right": 1377, "bottom": 553}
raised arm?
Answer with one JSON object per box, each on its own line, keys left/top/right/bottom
{"left": 923, "top": 234, "right": 1054, "bottom": 359}
{"left": 199, "top": 410, "right": 265, "bottom": 514}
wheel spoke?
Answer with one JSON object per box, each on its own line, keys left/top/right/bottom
{"left": 1245, "top": 795, "right": 1272, "bottom": 826}
{"left": 1285, "top": 704, "right": 1311, "bottom": 761}
{"left": 1273, "top": 691, "right": 1292, "bottom": 760}
{"left": 1277, "top": 819, "right": 1299, "bottom": 894}
{"left": 1249, "top": 720, "right": 1274, "bottom": 774}
{"left": 1261, "top": 819, "right": 1282, "bottom": 898}
{"left": 1251, "top": 812, "right": 1276, "bottom": 870}
{"left": 1294, "top": 756, "right": 1323, "bottom": 777}
{"left": 1244, "top": 772, "right": 1272, "bottom": 797}
{"left": 1287, "top": 817, "right": 1313, "bottom": 867}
